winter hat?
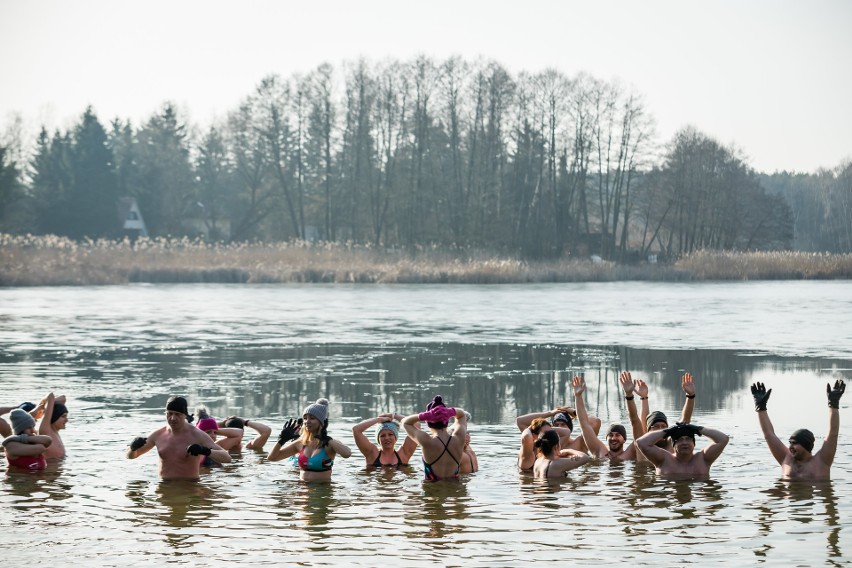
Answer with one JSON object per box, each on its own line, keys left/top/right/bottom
{"left": 303, "top": 398, "right": 330, "bottom": 424}
{"left": 10, "top": 409, "right": 36, "bottom": 434}
{"left": 376, "top": 421, "right": 399, "bottom": 443}
{"left": 51, "top": 403, "right": 68, "bottom": 424}
{"left": 197, "top": 418, "right": 219, "bottom": 432}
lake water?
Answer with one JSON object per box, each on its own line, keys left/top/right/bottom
{"left": 1, "top": 281, "right": 851, "bottom": 566}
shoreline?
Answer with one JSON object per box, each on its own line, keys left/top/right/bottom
{"left": 2, "top": 234, "right": 851, "bottom": 286}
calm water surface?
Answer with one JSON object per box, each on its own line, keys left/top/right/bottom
{"left": 1, "top": 282, "right": 851, "bottom": 566}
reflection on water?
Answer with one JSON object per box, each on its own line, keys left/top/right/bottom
{"left": 1, "top": 283, "right": 851, "bottom": 565}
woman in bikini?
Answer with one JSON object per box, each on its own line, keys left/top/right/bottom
{"left": 267, "top": 398, "right": 351, "bottom": 481}
{"left": 402, "top": 395, "right": 468, "bottom": 481}
{"left": 532, "top": 429, "right": 590, "bottom": 479}
{"left": 352, "top": 412, "right": 417, "bottom": 468}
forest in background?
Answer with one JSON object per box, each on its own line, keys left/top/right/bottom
{"left": 0, "top": 56, "right": 850, "bottom": 260}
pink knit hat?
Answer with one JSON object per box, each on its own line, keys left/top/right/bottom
{"left": 197, "top": 418, "right": 218, "bottom": 432}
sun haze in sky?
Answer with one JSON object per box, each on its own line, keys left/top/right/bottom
{"left": 1, "top": 0, "right": 850, "bottom": 173}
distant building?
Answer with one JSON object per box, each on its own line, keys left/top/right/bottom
{"left": 117, "top": 197, "right": 148, "bottom": 238}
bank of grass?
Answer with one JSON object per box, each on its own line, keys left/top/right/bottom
{"left": 1, "top": 234, "right": 851, "bottom": 286}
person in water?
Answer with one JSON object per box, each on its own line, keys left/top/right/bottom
{"left": 532, "top": 429, "right": 591, "bottom": 479}
{"left": 752, "top": 379, "right": 845, "bottom": 481}
{"left": 402, "top": 395, "right": 468, "bottom": 481}
{"left": 516, "top": 405, "right": 599, "bottom": 470}
{"left": 573, "top": 376, "right": 638, "bottom": 461}
{"left": 636, "top": 420, "right": 729, "bottom": 478}
{"left": 267, "top": 398, "right": 352, "bottom": 481}
{"left": 125, "top": 396, "right": 232, "bottom": 480}
{"left": 627, "top": 371, "right": 697, "bottom": 459}
{"left": 2, "top": 408, "right": 53, "bottom": 471}
{"left": 0, "top": 401, "right": 39, "bottom": 438}
{"left": 195, "top": 417, "right": 244, "bottom": 467}
{"left": 195, "top": 406, "right": 273, "bottom": 452}
{"left": 352, "top": 412, "right": 417, "bottom": 468}
{"left": 39, "top": 392, "right": 68, "bottom": 459}
{"left": 457, "top": 412, "right": 478, "bottom": 474}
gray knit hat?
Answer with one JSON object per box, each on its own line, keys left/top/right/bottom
{"left": 302, "top": 398, "right": 330, "bottom": 423}
{"left": 10, "top": 408, "right": 36, "bottom": 434}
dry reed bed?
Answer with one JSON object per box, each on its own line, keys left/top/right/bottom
{"left": 1, "top": 234, "right": 850, "bottom": 286}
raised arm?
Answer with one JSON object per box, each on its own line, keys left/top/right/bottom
{"left": 39, "top": 392, "right": 57, "bottom": 436}
{"left": 352, "top": 414, "right": 387, "bottom": 458}
{"left": 573, "top": 376, "right": 606, "bottom": 457}
{"left": 402, "top": 414, "right": 434, "bottom": 447}
{"left": 551, "top": 453, "right": 591, "bottom": 475}
{"left": 819, "top": 380, "right": 845, "bottom": 466}
{"left": 751, "top": 382, "right": 787, "bottom": 465}
{"left": 620, "top": 372, "right": 645, "bottom": 441}
{"left": 636, "top": 429, "right": 670, "bottom": 467}
{"left": 680, "top": 373, "right": 696, "bottom": 424}
{"left": 516, "top": 407, "right": 574, "bottom": 432}
{"left": 697, "top": 426, "right": 729, "bottom": 465}
{"left": 242, "top": 419, "right": 272, "bottom": 450}
{"left": 267, "top": 419, "right": 302, "bottom": 462}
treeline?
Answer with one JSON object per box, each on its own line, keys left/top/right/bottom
{"left": 0, "top": 56, "right": 849, "bottom": 258}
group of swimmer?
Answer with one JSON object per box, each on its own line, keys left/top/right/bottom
{"left": 1, "top": 373, "right": 845, "bottom": 483}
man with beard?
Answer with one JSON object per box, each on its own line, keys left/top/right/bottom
{"left": 572, "top": 375, "right": 637, "bottom": 460}
{"left": 636, "top": 421, "right": 729, "bottom": 478}
{"left": 126, "top": 396, "right": 231, "bottom": 480}
{"left": 751, "top": 380, "right": 845, "bottom": 481}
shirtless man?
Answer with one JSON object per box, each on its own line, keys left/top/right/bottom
{"left": 40, "top": 392, "right": 68, "bottom": 459}
{"left": 573, "top": 376, "right": 637, "bottom": 461}
{"left": 626, "top": 371, "right": 696, "bottom": 457}
{"left": 636, "top": 421, "right": 729, "bottom": 478}
{"left": 516, "top": 405, "right": 600, "bottom": 470}
{"left": 752, "top": 380, "right": 845, "bottom": 481}
{"left": 126, "top": 396, "right": 231, "bottom": 480}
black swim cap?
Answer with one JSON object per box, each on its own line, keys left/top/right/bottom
{"left": 51, "top": 402, "right": 68, "bottom": 423}
{"left": 166, "top": 396, "right": 193, "bottom": 422}
{"left": 789, "top": 429, "right": 815, "bottom": 453}
{"left": 552, "top": 412, "right": 573, "bottom": 433}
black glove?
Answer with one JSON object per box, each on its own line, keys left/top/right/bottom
{"left": 827, "top": 379, "right": 846, "bottom": 409}
{"left": 751, "top": 382, "right": 771, "bottom": 412}
{"left": 662, "top": 424, "right": 678, "bottom": 439}
{"left": 277, "top": 418, "right": 302, "bottom": 446}
{"left": 186, "top": 443, "right": 211, "bottom": 456}
{"left": 130, "top": 437, "right": 147, "bottom": 451}
{"left": 678, "top": 422, "right": 704, "bottom": 436}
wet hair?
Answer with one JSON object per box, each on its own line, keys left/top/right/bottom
{"left": 534, "top": 430, "right": 560, "bottom": 456}
{"left": 224, "top": 417, "right": 245, "bottom": 429}
{"left": 530, "top": 418, "right": 550, "bottom": 435}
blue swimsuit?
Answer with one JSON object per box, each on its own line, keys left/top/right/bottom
{"left": 298, "top": 446, "right": 334, "bottom": 472}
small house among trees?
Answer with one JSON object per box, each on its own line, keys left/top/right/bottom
{"left": 117, "top": 197, "right": 148, "bottom": 238}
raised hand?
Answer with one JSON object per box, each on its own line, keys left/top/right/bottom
{"left": 634, "top": 379, "right": 649, "bottom": 399}
{"left": 751, "top": 382, "right": 772, "bottom": 412}
{"left": 186, "top": 443, "right": 211, "bottom": 456}
{"left": 277, "top": 418, "right": 302, "bottom": 446}
{"left": 129, "top": 437, "right": 147, "bottom": 451}
{"left": 682, "top": 373, "right": 696, "bottom": 397}
{"left": 619, "top": 372, "right": 635, "bottom": 396}
{"left": 679, "top": 422, "right": 704, "bottom": 436}
{"left": 572, "top": 375, "right": 586, "bottom": 396}
{"left": 827, "top": 379, "right": 846, "bottom": 409}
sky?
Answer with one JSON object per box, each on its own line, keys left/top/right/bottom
{"left": 1, "top": 0, "right": 850, "bottom": 173}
